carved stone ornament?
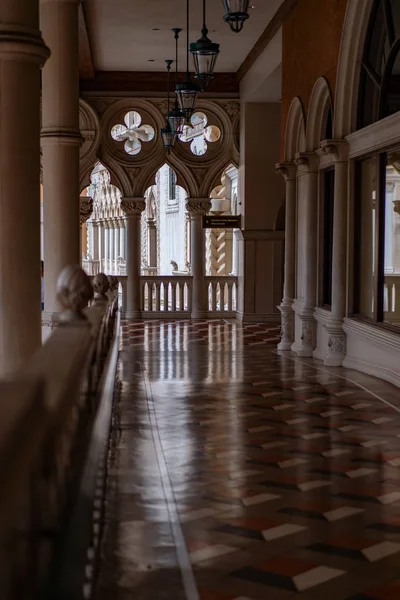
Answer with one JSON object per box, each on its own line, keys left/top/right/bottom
{"left": 121, "top": 198, "right": 146, "bottom": 216}
{"left": 186, "top": 198, "right": 212, "bottom": 215}
{"left": 275, "top": 163, "right": 296, "bottom": 181}
{"left": 192, "top": 167, "right": 208, "bottom": 184}
{"left": 126, "top": 167, "right": 141, "bottom": 182}
{"left": 393, "top": 200, "right": 400, "bottom": 215}
{"left": 280, "top": 310, "right": 294, "bottom": 344}
{"left": 300, "top": 320, "right": 314, "bottom": 348}
{"left": 108, "top": 274, "right": 119, "bottom": 291}
{"left": 93, "top": 272, "right": 110, "bottom": 302}
{"left": 80, "top": 196, "right": 93, "bottom": 225}
{"left": 223, "top": 101, "right": 240, "bottom": 120}
{"left": 294, "top": 154, "right": 309, "bottom": 167}
{"left": 56, "top": 265, "right": 94, "bottom": 322}
{"left": 89, "top": 98, "right": 114, "bottom": 117}
{"left": 153, "top": 99, "right": 169, "bottom": 118}
{"left": 327, "top": 333, "right": 345, "bottom": 355}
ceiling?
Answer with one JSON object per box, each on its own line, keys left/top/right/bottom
{"left": 83, "top": 0, "right": 284, "bottom": 73}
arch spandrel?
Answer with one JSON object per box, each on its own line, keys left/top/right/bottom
{"left": 306, "top": 77, "right": 333, "bottom": 151}
{"left": 284, "top": 97, "right": 306, "bottom": 163}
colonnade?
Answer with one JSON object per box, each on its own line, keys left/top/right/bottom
{"left": 86, "top": 218, "right": 126, "bottom": 274}
{"left": 276, "top": 140, "right": 349, "bottom": 366}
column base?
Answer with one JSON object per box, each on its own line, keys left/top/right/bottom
{"left": 191, "top": 310, "right": 208, "bottom": 320}
{"left": 324, "top": 320, "right": 346, "bottom": 367}
{"left": 124, "top": 310, "right": 143, "bottom": 321}
{"left": 277, "top": 300, "right": 294, "bottom": 351}
{"left": 296, "top": 309, "right": 316, "bottom": 357}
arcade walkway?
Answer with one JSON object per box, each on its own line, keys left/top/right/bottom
{"left": 95, "top": 321, "right": 400, "bottom": 600}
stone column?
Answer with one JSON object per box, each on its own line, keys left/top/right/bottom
{"left": 294, "top": 152, "right": 319, "bottom": 357}
{"left": 104, "top": 222, "right": 110, "bottom": 272}
{"left": 186, "top": 198, "right": 211, "bottom": 319}
{"left": 79, "top": 196, "right": 93, "bottom": 260}
{"left": 147, "top": 218, "right": 157, "bottom": 268}
{"left": 121, "top": 197, "right": 146, "bottom": 319}
{"left": 0, "top": 1, "right": 49, "bottom": 376}
{"left": 276, "top": 163, "right": 297, "bottom": 350}
{"left": 109, "top": 220, "right": 115, "bottom": 272}
{"left": 320, "top": 141, "right": 349, "bottom": 366}
{"left": 114, "top": 222, "right": 120, "bottom": 266}
{"left": 41, "top": 0, "right": 82, "bottom": 318}
{"left": 98, "top": 221, "right": 105, "bottom": 270}
{"left": 119, "top": 219, "right": 126, "bottom": 260}
{"left": 91, "top": 221, "right": 99, "bottom": 260}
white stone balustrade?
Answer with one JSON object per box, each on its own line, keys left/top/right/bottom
{"left": 205, "top": 276, "right": 238, "bottom": 315}
{"left": 141, "top": 276, "right": 193, "bottom": 315}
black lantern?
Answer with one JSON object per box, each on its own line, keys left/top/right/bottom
{"left": 168, "top": 28, "right": 186, "bottom": 136}
{"left": 190, "top": 0, "right": 220, "bottom": 91}
{"left": 222, "top": 0, "right": 249, "bottom": 33}
{"left": 162, "top": 60, "right": 176, "bottom": 153}
{"left": 176, "top": 0, "right": 199, "bottom": 123}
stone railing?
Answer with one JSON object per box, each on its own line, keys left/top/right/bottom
{"left": 205, "top": 276, "right": 238, "bottom": 316}
{"left": 0, "top": 267, "right": 119, "bottom": 598}
{"left": 141, "top": 276, "right": 193, "bottom": 316}
{"left": 384, "top": 274, "right": 400, "bottom": 323}
{"left": 82, "top": 257, "right": 100, "bottom": 275}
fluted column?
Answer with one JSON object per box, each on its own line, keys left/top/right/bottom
{"left": 0, "top": 1, "right": 49, "bottom": 376}
{"left": 294, "top": 152, "right": 319, "bottom": 357}
{"left": 186, "top": 198, "right": 212, "bottom": 319}
{"left": 79, "top": 196, "right": 93, "bottom": 260}
{"left": 276, "top": 163, "right": 297, "bottom": 350}
{"left": 41, "top": 0, "right": 82, "bottom": 318}
{"left": 121, "top": 197, "right": 146, "bottom": 319}
{"left": 321, "top": 140, "right": 349, "bottom": 366}
{"left": 147, "top": 218, "right": 157, "bottom": 268}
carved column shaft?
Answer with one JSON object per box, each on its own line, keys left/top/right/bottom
{"left": 121, "top": 197, "right": 146, "bottom": 318}
{"left": 276, "top": 163, "right": 296, "bottom": 351}
{"left": 0, "top": 1, "right": 49, "bottom": 376}
{"left": 321, "top": 140, "right": 349, "bottom": 366}
{"left": 186, "top": 198, "right": 212, "bottom": 318}
{"left": 41, "top": 0, "right": 82, "bottom": 316}
{"left": 295, "top": 152, "right": 319, "bottom": 357}
{"left": 147, "top": 218, "right": 157, "bottom": 268}
{"left": 79, "top": 196, "right": 93, "bottom": 260}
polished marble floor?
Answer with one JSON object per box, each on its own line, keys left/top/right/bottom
{"left": 95, "top": 320, "right": 400, "bottom": 600}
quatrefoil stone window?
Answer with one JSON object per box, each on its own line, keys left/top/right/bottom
{"left": 179, "top": 112, "right": 221, "bottom": 156}
{"left": 111, "top": 110, "right": 155, "bottom": 156}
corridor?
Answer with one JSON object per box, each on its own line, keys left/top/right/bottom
{"left": 95, "top": 321, "right": 400, "bottom": 600}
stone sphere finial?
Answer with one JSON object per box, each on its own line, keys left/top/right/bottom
{"left": 93, "top": 272, "right": 110, "bottom": 302}
{"left": 56, "top": 265, "right": 93, "bottom": 322}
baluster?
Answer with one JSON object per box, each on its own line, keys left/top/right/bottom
{"left": 228, "top": 282, "right": 233, "bottom": 311}
{"left": 187, "top": 281, "right": 192, "bottom": 312}
{"left": 179, "top": 282, "right": 184, "bottom": 311}
{"left": 211, "top": 281, "right": 217, "bottom": 312}
{"left": 171, "top": 280, "right": 176, "bottom": 312}
{"left": 164, "top": 280, "right": 169, "bottom": 311}
{"left": 155, "top": 281, "right": 161, "bottom": 311}
{"left": 388, "top": 282, "right": 394, "bottom": 313}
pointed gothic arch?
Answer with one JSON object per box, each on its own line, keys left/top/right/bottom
{"left": 284, "top": 97, "right": 306, "bottom": 162}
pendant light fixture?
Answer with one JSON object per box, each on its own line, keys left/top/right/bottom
{"left": 161, "top": 60, "right": 175, "bottom": 154}
{"left": 222, "top": 0, "right": 250, "bottom": 33}
{"left": 176, "top": 0, "right": 199, "bottom": 124}
{"left": 190, "top": 0, "right": 220, "bottom": 91}
{"left": 168, "top": 28, "right": 186, "bottom": 137}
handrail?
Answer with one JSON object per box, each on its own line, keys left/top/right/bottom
{"left": 0, "top": 267, "right": 119, "bottom": 599}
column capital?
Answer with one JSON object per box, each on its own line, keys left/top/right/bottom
{"left": 294, "top": 152, "right": 319, "bottom": 172}
{"left": 121, "top": 197, "right": 146, "bottom": 217}
{"left": 80, "top": 196, "right": 93, "bottom": 225}
{"left": 319, "top": 139, "right": 349, "bottom": 162}
{"left": 275, "top": 162, "right": 296, "bottom": 181}
{"left": 186, "top": 198, "right": 212, "bottom": 216}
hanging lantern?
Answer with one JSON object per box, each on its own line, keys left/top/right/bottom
{"left": 161, "top": 60, "right": 176, "bottom": 153}
{"left": 169, "top": 28, "right": 186, "bottom": 135}
{"left": 176, "top": 0, "right": 199, "bottom": 122}
{"left": 190, "top": 0, "right": 220, "bottom": 91}
{"left": 222, "top": 0, "right": 249, "bottom": 33}
{"left": 161, "top": 122, "right": 175, "bottom": 154}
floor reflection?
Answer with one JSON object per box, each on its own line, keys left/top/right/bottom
{"left": 96, "top": 320, "right": 400, "bottom": 600}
